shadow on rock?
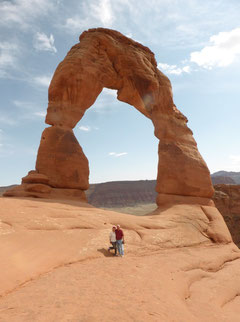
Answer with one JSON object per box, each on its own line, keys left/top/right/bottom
{"left": 97, "top": 248, "right": 115, "bottom": 257}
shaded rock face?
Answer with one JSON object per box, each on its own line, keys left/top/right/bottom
{"left": 4, "top": 28, "right": 214, "bottom": 202}
{"left": 214, "top": 184, "right": 240, "bottom": 247}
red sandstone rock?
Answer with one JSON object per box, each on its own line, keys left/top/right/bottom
{"left": 36, "top": 126, "right": 89, "bottom": 190}
{"left": 3, "top": 184, "right": 50, "bottom": 198}
{"left": 4, "top": 28, "right": 214, "bottom": 202}
{"left": 0, "top": 198, "right": 239, "bottom": 321}
{"left": 25, "top": 183, "right": 51, "bottom": 194}
{"left": 214, "top": 184, "right": 240, "bottom": 247}
{"left": 156, "top": 141, "right": 213, "bottom": 198}
{"left": 3, "top": 184, "right": 87, "bottom": 201}
{"left": 22, "top": 171, "right": 49, "bottom": 184}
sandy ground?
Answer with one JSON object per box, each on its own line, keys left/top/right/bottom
{"left": 0, "top": 197, "right": 240, "bottom": 322}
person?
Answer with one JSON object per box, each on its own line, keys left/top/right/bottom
{"left": 115, "top": 224, "right": 124, "bottom": 257}
{"left": 108, "top": 226, "right": 117, "bottom": 255}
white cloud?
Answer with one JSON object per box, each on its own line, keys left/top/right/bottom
{"left": 190, "top": 28, "right": 240, "bottom": 69}
{"left": 211, "top": 154, "right": 240, "bottom": 173}
{"left": 0, "top": 115, "right": 16, "bottom": 126}
{"left": 108, "top": 152, "right": 128, "bottom": 157}
{"left": 13, "top": 100, "right": 48, "bottom": 119}
{"left": 0, "top": 42, "right": 16, "bottom": 67}
{"left": 64, "top": 0, "right": 114, "bottom": 33}
{"left": 34, "top": 75, "right": 51, "bottom": 87}
{"left": 64, "top": 17, "right": 83, "bottom": 32}
{"left": 102, "top": 88, "right": 118, "bottom": 97}
{"left": 91, "top": 0, "right": 114, "bottom": 26}
{"left": 13, "top": 100, "right": 35, "bottom": 110}
{"left": 0, "top": 42, "right": 20, "bottom": 75}
{"left": 158, "top": 62, "right": 191, "bottom": 75}
{"left": 79, "top": 126, "right": 91, "bottom": 132}
{"left": 228, "top": 155, "right": 240, "bottom": 171}
{"left": 34, "top": 111, "right": 46, "bottom": 118}
{"left": 33, "top": 32, "right": 57, "bottom": 53}
{"left": 0, "top": 0, "right": 55, "bottom": 30}
{"left": 78, "top": 125, "right": 99, "bottom": 131}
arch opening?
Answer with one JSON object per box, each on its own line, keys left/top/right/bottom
{"left": 75, "top": 87, "right": 158, "bottom": 183}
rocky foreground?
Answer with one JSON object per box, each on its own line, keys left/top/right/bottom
{"left": 0, "top": 197, "right": 240, "bottom": 322}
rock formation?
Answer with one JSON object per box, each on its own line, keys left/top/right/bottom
{"left": 4, "top": 28, "right": 214, "bottom": 204}
{"left": 2, "top": 29, "right": 239, "bottom": 319}
{"left": 0, "top": 197, "right": 238, "bottom": 321}
{"left": 87, "top": 180, "right": 157, "bottom": 207}
{"left": 214, "top": 184, "right": 240, "bottom": 247}
{"left": 212, "top": 176, "right": 236, "bottom": 185}
{"left": 212, "top": 170, "right": 240, "bottom": 184}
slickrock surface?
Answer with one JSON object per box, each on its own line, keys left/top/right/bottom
{"left": 4, "top": 28, "right": 214, "bottom": 203}
{"left": 0, "top": 197, "right": 240, "bottom": 322}
{"left": 214, "top": 184, "right": 240, "bottom": 247}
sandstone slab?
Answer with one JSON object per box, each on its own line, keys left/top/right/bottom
{"left": 0, "top": 197, "right": 239, "bottom": 322}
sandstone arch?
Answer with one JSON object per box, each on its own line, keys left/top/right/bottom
{"left": 4, "top": 28, "right": 214, "bottom": 205}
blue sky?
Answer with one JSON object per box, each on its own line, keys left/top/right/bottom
{"left": 1, "top": 0, "right": 240, "bottom": 186}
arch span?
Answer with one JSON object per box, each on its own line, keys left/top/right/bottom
{"left": 4, "top": 28, "right": 214, "bottom": 205}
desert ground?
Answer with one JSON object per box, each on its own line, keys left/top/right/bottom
{"left": 0, "top": 196, "right": 240, "bottom": 322}
{"left": 1, "top": 27, "right": 239, "bottom": 322}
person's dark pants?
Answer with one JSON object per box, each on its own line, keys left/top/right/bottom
{"left": 109, "top": 242, "right": 117, "bottom": 255}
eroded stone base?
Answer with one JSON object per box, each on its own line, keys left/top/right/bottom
{"left": 3, "top": 183, "right": 87, "bottom": 201}
{"left": 156, "top": 193, "right": 215, "bottom": 207}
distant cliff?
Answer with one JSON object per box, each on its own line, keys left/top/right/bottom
{"left": 0, "top": 185, "right": 17, "bottom": 196}
{"left": 86, "top": 180, "right": 157, "bottom": 207}
{"left": 211, "top": 171, "right": 240, "bottom": 184}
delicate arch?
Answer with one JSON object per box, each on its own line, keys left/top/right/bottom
{"left": 4, "top": 28, "right": 214, "bottom": 204}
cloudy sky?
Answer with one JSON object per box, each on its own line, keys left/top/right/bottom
{"left": 1, "top": 0, "right": 240, "bottom": 186}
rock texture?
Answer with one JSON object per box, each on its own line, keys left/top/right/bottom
{"left": 214, "top": 184, "right": 240, "bottom": 247}
{"left": 4, "top": 28, "right": 214, "bottom": 203}
{"left": 0, "top": 197, "right": 239, "bottom": 322}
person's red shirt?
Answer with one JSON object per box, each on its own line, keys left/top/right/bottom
{"left": 115, "top": 229, "right": 123, "bottom": 240}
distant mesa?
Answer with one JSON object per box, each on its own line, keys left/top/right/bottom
{"left": 0, "top": 185, "right": 17, "bottom": 196}
{"left": 211, "top": 170, "right": 240, "bottom": 184}
{"left": 211, "top": 176, "right": 236, "bottom": 185}
{"left": 86, "top": 180, "right": 157, "bottom": 207}
{"left": 4, "top": 27, "right": 214, "bottom": 205}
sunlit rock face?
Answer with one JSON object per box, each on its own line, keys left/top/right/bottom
{"left": 4, "top": 28, "right": 214, "bottom": 202}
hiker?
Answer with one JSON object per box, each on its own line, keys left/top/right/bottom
{"left": 115, "top": 224, "right": 124, "bottom": 257}
{"left": 108, "top": 226, "right": 117, "bottom": 255}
